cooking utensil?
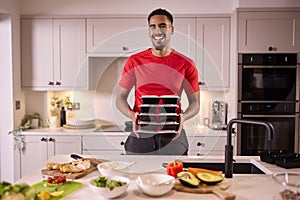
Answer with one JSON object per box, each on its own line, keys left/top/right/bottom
{"left": 70, "top": 154, "right": 98, "bottom": 167}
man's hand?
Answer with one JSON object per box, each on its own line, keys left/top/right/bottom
{"left": 130, "top": 111, "right": 139, "bottom": 138}
{"left": 172, "top": 113, "right": 184, "bottom": 141}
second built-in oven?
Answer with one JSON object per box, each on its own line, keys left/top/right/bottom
{"left": 238, "top": 53, "right": 300, "bottom": 155}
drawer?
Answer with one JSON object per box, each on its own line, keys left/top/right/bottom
{"left": 82, "top": 136, "right": 127, "bottom": 150}
{"left": 188, "top": 150, "right": 225, "bottom": 156}
{"left": 188, "top": 136, "right": 227, "bottom": 151}
{"left": 82, "top": 150, "right": 126, "bottom": 156}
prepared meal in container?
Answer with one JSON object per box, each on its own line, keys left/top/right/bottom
{"left": 141, "top": 95, "right": 160, "bottom": 104}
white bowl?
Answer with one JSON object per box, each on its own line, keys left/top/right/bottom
{"left": 136, "top": 174, "right": 175, "bottom": 196}
{"left": 97, "top": 161, "right": 132, "bottom": 177}
{"left": 89, "top": 175, "right": 130, "bottom": 199}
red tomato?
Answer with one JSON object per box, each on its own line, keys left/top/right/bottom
{"left": 47, "top": 177, "right": 53, "bottom": 183}
{"left": 55, "top": 177, "right": 62, "bottom": 184}
{"left": 166, "top": 161, "right": 183, "bottom": 178}
{"left": 61, "top": 176, "right": 66, "bottom": 183}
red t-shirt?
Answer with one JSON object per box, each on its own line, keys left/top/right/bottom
{"left": 119, "top": 48, "right": 200, "bottom": 113}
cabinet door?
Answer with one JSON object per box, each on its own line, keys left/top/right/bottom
{"left": 82, "top": 135, "right": 126, "bottom": 151}
{"left": 188, "top": 135, "right": 230, "bottom": 156}
{"left": 238, "top": 11, "right": 300, "bottom": 53}
{"left": 47, "top": 136, "right": 82, "bottom": 158}
{"left": 86, "top": 18, "right": 150, "bottom": 55}
{"left": 21, "top": 19, "right": 54, "bottom": 88}
{"left": 53, "top": 19, "right": 87, "bottom": 89}
{"left": 21, "top": 136, "right": 48, "bottom": 177}
{"left": 172, "top": 18, "right": 196, "bottom": 59}
{"left": 196, "top": 18, "right": 230, "bottom": 90}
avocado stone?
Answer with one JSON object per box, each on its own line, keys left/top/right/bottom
{"left": 196, "top": 172, "right": 224, "bottom": 185}
{"left": 177, "top": 171, "right": 199, "bottom": 188}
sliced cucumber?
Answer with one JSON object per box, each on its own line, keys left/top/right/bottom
{"left": 196, "top": 172, "right": 224, "bottom": 185}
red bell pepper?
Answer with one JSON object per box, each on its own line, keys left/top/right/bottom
{"left": 166, "top": 161, "right": 183, "bottom": 178}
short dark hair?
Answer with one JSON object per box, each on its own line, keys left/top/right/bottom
{"left": 147, "top": 8, "right": 173, "bottom": 25}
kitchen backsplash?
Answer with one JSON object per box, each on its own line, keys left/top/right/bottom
{"left": 25, "top": 90, "right": 228, "bottom": 127}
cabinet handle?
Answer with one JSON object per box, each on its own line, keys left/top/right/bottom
{"left": 197, "top": 142, "right": 205, "bottom": 147}
{"left": 268, "top": 46, "right": 277, "bottom": 51}
{"left": 122, "top": 46, "right": 129, "bottom": 51}
{"left": 120, "top": 141, "right": 125, "bottom": 146}
{"left": 48, "top": 137, "right": 55, "bottom": 142}
{"left": 199, "top": 81, "right": 206, "bottom": 86}
{"left": 55, "top": 81, "right": 61, "bottom": 86}
{"left": 48, "top": 81, "right": 54, "bottom": 85}
{"left": 197, "top": 153, "right": 204, "bottom": 156}
{"left": 40, "top": 137, "right": 47, "bottom": 142}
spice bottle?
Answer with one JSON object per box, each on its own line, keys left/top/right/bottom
{"left": 60, "top": 107, "right": 66, "bottom": 127}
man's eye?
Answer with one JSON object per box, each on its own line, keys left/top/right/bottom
{"left": 159, "top": 24, "right": 167, "bottom": 29}
{"left": 149, "top": 25, "right": 156, "bottom": 30}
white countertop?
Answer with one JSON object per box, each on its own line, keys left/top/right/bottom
{"left": 16, "top": 155, "right": 300, "bottom": 200}
{"left": 21, "top": 125, "right": 227, "bottom": 137}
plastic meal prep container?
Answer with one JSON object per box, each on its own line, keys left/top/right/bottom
{"left": 160, "top": 95, "right": 180, "bottom": 104}
{"left": 138, "top": 113, "right": 178, "bottom": 122}
{"left": 138, "top": 122, "right": 179, "bottom": 132}
{"left": 141, "top": 95, "right": 160, "bottom": 104}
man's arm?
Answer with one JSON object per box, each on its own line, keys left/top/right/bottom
{"left": 175, "top": 91, "right": 200, "bottom": 140}
{"left": 116, "top": 86, "right": 138, "bottom": 135}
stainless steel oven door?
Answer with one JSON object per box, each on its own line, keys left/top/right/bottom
{"left": 237, "top": 114, "right": 299, "bottom": 156}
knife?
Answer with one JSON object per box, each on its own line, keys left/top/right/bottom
{"left": 70, "top": 154, "right": 98, "bottom": 167}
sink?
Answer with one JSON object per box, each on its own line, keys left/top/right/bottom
{"left": 182, "top": 162, "right": 266, "bottom": 174}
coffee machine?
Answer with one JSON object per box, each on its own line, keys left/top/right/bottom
{"left": 209, "top": 101, "right": 227, "bottom": 130}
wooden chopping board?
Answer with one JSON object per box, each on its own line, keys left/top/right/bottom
{"left": 173, "top": 179, "right": 236, "bottom": 200}
{"left": 41, "top": 158, "right": 109, "bottom": 179}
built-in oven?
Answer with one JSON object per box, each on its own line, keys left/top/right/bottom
{"left": 237, "top": 53, "right": 300, "bottom": 155}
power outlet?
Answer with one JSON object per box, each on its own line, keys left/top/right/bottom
{"left": 16, "top": 100, "right": 21, "bottom": 110}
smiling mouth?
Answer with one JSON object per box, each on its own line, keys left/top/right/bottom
{"left": 153, "top": 34, "right": 165, "bottom": 42}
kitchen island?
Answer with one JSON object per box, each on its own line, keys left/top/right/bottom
{"left": 16, "top": 154, "right": 300, "bottom": 200}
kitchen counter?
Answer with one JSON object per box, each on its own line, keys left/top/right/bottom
{"left": 21, "top": 125, "right": 227, "bottom": 137}
{"left": 16, "top": 155, "right": 300, "bottom": 200}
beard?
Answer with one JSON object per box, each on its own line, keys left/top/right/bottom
{"left": 154, "top": 44, "right": 165, "bottom": 50}
{"left": 152, "top": 33, "right": 166, "bottom": 50}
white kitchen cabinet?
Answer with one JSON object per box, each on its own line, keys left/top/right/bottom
{"left": 20, "top": 135, "right": 81, "bottom": 177}
{"left": 238, "top": 11, "right": 300, "bottom": 53}
{"left": 86, "top": 18, "right": 196, "bottom": 58}
{"left": 196, "top": 18, "right": 230, "bottom": 90}
{"left": 172, "top": 18, "right": 196, "bottom": 59}
{"left": 21, "top": 18, "right": 87, "bottom": 90}
{"left": 86, "top": 18, "right": 150, "bottom": 56}
{"left": 82, "top": 135, "right": 127, "bottom": 155}
{"left": 187, "top": 135, "right": 235, "bottom": 156}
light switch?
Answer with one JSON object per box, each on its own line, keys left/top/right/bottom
{"left": 16, "top": 100, "right": 21, "bottom": 110}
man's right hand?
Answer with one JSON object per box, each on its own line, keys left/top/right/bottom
{"left": 129, "top": 111, "right": 139, "bottom": 138}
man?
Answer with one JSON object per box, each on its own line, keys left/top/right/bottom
{"left": 116, "top": 8, "right": 200, "bottom": 155}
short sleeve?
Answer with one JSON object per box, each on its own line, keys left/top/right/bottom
{"left": 183, "top": 61, "right": 200, "bottom": 94}
{"left": 119, "top": 57, "right": 136, "bottom": 90}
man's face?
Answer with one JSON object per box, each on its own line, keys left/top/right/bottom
{"left": 148, "top": 15, "right": 174, "bottom": 51}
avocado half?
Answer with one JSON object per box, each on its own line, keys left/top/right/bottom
{"left": 196, "top": 172, "right": 224, "bottom": 185}
{"left": 177, "top": 171, "right": 199, "bottom": 188}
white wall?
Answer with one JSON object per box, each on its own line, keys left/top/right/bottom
{"left": 0, "top": 0, "right": 22, "bottom": 182}
{"left": 20, "top": 0, "right": 235, "bottom": 15}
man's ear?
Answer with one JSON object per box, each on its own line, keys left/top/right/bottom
{"left": 171, "top": 26, "right": 174, "bottom": 34}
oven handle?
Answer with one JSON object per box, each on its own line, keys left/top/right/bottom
{"left": 243, "top": 65, "right": 297, "bottom": 69}
{"left": 242, "top": 114, "right": 296, "bottom": 118}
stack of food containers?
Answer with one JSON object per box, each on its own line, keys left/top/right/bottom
{"left": 137, "top": 95, "right": 180, "bottom": 137}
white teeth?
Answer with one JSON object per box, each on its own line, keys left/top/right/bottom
{"left": 154, "top": 35, "right": 163, "bottom": 40}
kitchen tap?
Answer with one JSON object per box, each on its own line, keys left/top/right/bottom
{"left": 224, "top": 118, "right": 274, "bottom": 178}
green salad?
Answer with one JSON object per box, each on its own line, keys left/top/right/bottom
{"left": 91, "top": 176, "right": 127, "bottom": 191}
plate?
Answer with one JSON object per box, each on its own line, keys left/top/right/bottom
{"left": 66, "top": 119, "right": 95, "bottom": 126}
